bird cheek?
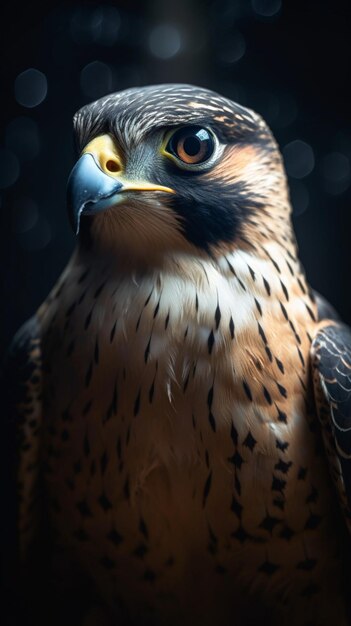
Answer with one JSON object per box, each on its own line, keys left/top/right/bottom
{"left": 203, "top": 145, "right": 258, "bottom": 184}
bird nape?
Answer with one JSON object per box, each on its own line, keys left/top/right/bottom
{"left": 3, "top": 84, "right": 351, "bottom": 626}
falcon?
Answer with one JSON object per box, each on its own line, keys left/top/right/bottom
{"left": 3, "top": 84, "right": 351, "bottom": 626}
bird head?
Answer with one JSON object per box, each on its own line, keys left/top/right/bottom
{"left": 68, "top": 84, "right": 291, "bottom": 264}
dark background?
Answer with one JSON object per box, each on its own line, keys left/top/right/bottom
{"left": 1, "top": 0, "right": 350, "bottom": 357}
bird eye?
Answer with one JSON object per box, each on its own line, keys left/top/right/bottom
{"left": 165, "top": 126, "right": 215, "bottom": 165}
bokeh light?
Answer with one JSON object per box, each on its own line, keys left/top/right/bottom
{"left": 11, "top": 196, "right": 39, "bottom": 234}
{"left": 5, "top": 117, "right": 40, "bottom": 162}
{"left": 80, "top": 61, "right": 113, "bottom": 99}
{"left": 252, "top": 0, "right": 282, "bottom": 18}
{"left": 218, "top": 32, "right": 246, "bottom": 64}
{"left": 17, "top": 214, "right": 52, "bottom": 251}
{"left": 289, "top": 180, "right": 310, "bottom": 216}
{"left": 149, "top": 24, "right": 182, "bottom": 60}
{"left": 70, "top": 8, "right": 102, "bottom": 44}
{"left": 0, "top": 149, "right": 20, "bottom": 189}
{"left": 93, "top": 6, "right": 121, "bottom": 46}
{"left": 14, "top": 69, "right": 48, "bottom": 108}
{"left": 70, "top": 6, "right": 121, "bottom": 45}
{"left": 323, "top": 152, "right": 350, "bottom": 195}
{"left": 283, "top": 140, "right": 315, "bottom": 179}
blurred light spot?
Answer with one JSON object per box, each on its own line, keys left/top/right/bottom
{"left": 116, "top": 65, "right": 145, "bottom": 89}
{"left": 0, "top": 149, "right": 20, "bottom": 189}
{"left": 274, "top": 94, "right": 298, "bottom": 128}
{"left": 283, "top": 140, "right": 315, "bottom": 179}
{"left": 218, "top": 32, "right": 246, "bottom": 64}
{"left": 252, "top": 0, "right": 282, "bottom": 17}
{"left": 12, "top": 196, "right": 39, "bottom": 234}
{"left": 71, "top": 6, "right": 121, "bottom": 45}
{"left": 5, "top": 117, "right": 40, "bottom": 161}
{"left": 15, "top": 69, "right": 47, "bottom": 108}
{"left": 115, "top": 13, "right": 131, "bottom": 43}
{"left": 70, "top": 8, "right": 101, "bottom": 43}
{"left": 93, "top": 6, "right": 121, "bottom": 45}
{"left": 289, "top": 180, "right": 309, "bottom": 216}
{"left": 323, "top": 152, "right": 350, "bottom": 182}
{"left": 80, "top": 61, "right": 113, "bottom": 99}
{"left": 149, "top": 24, "right": 182, "bottom": 59}
{"left": 323, "top": 152, "right": 350, "bottom": 195}
{"left": 215, "top": 1, "right": 243, "bottom": 25}
{"left": 18, "top": 215, "right": 52, "bottom": 251}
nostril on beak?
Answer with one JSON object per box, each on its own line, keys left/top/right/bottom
{"left": 105, "top": 159, "right": 120, "bottom": 173}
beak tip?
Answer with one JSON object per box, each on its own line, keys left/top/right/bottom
{"left": 66, "top": 153, "right": 122, "bottom": 234}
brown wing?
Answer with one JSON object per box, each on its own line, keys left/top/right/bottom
{"left": 311, "top": 322, "right": 351, "bottom": 533}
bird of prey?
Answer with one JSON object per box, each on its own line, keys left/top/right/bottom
{"left": 4, "top": 84, "right": 351, "bottom": 626}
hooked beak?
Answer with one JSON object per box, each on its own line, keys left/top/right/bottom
{"left": 67, "top": 135, "right": 175, "bottom": 234}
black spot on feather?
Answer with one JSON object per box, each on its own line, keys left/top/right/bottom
{"left": 258, "top": 560, "right": 279, "bottom": 575}
{"left": 242, "top": 380, "right": 253, "bottom": 401}
{"left": 85, "top": 362, "right": 93, "bottom": 387}
{"left": 254, "top": 298, "right": 262, "bottom": 316}
{"left": 84, "top": 309, "right": 93, "bottom": 329}
{"left": 275, "top": 357, "right": 284, "bottom": 374}
{"left": 208, "top": 330, "right": 215, "bottom": 354}
{"left": 107, "top": 529, "right": 123, "bottom": 546}
{"left": 263, "top": 386, "right": 272, "bottom": 405}
{"left": 203, "top": 471, "right": 212, "bottom": 507}
{"left": 229, "top": 316, "right": 235, "bottom": 339}
{"left": 134, "top": 388, "right": 141, "bottom": 416}
{"left": 208, "top": 412, "right": 216, "bottom": 432}
{"left": 263, "top": 277, "right": 271, "bottom": 296}
{"left": 139, "top": 517, "right": 149, "bottom": 539}
{"left": 94, "top": 282, "right": 106, "bottom": 298}
{"left": 99, "top": 493, "right": 112, "bottom": 511}
{"left": 215, "top": 304, "right": 221, "bottom": 329}
{"left": 110, "top": 321, "right": 117, "bottom": 342}
{"left": 243, "top": 431, "right": 256, "bottom": 451}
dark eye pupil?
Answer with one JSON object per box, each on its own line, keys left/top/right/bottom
{"left": 183, "top": 136, "right": 201, "bottom": 156}
{"left": 166, "top": 126, "right": 214, "bottom": 165}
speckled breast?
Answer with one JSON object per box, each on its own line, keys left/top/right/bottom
{"left": 39, "top": 256, "right": 346, "bottom": 625}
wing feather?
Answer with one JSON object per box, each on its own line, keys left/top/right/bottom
{"left": 311, "top": 322, "right": 351, "bottom": 532}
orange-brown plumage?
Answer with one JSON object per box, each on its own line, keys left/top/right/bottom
{"left": 4, "top": 84, "right": 351, "bottom": 626}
